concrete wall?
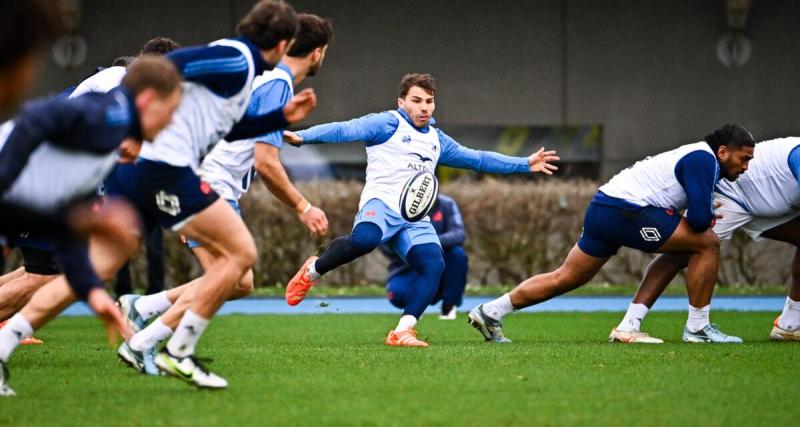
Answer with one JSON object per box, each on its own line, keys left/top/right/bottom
{"left": 30, "top": 0, "right": 800, "bottom": 178}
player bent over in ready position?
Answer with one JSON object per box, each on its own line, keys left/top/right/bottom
{"left": 472, "top": 124, "right": 755, "bottom": 344}
{"left": 283, "top": 73, "right": 559, "bottom": 347}
{"left": 612, "top": 137, "right": 800, "bottom": 342}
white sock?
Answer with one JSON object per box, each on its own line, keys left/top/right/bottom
{"left": 0, "top": 314, "right": 34, "bottom": 363}
{"left": 617, "top": 303, "right": 649, "bottom": 332}
{"left": 129, "top": 317, "right": 174, "bottom": 352}
{"left": 394, "top": 315, "right": 417, "bottom": 332}
{"left": 778, "top": 297, "right": 800, "bottom": 331}
{"left": 166, "top": 310, "right": 209, "bottom": 357}
{"left": 686, "top": 304, "right": 710, "bottom": 333}
{"left": 482, "top": 294, "right": 515, "bottom": 320}
{"left": 134, "top": 291, "right": 172, "bottom": 321}
{"left": 307, "top": 261, "right": 320, "bottom": 280}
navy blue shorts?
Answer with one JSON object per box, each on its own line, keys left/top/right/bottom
{"left": 104, "top": 160, "right": 219, "bottom": 231}
{"left": 578, "top": 201, "right": 681, "bottom": 258}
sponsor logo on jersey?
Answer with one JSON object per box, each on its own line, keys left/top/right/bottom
{"left": 402, "top": 135, "right": 411, "bottom": 144}
{"left": 432, "top": 211, "right": 443, "bottom": 221}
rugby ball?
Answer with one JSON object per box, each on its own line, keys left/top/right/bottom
{"left": 399, "top": 171, "right": 438, "bottom": 222}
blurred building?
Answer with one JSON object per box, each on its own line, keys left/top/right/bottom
{"left": 31, "top": 0, "right": 800, "bottom": 179}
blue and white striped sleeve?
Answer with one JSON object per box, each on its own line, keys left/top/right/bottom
{"left": 296, "top": 112, "right": 399, "bottom": 146}
{"left": 437, "top": 129, "right": 529, "bottom": 174}
{"left": 167, "top": 45, "right": 250, "bottom": 98}
{"left": 675, "top": 150, "right": 719, "bottom": 232}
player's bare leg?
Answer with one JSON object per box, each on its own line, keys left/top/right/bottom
{"left": 469, "top": 245, "right": 609, "bottom": 343}
{"left": 0, "top": 268, "right": 25, "bottom": 288}
{"left": 152, "top": 199, "right": 255, "bottom": 389}
{"left": 761, "top": 218, "right": 800, "bottom": 340}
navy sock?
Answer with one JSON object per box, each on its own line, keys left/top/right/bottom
{"left": 315, "top": 222, "right": 382, "bottom": 275}
{"left": 402, "top": 243, "right": 445, "bottom": 319}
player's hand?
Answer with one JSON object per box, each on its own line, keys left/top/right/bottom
{"left": 299, "top": 206, "right": 329, "bottom": 237}
{"left": 528, "top": 147, "right": 560, "bottom": 175}
{"left": 118, "top": 138, "right": 142, "bottom": 164}
{"left": 283, "top": 88, "right": 316, "bottom": 124}
{"left": 284, "top": 130, "right": 304, "bottom": 147}
{"left": 87, "top": 288, "right": 132, "bottom": 346}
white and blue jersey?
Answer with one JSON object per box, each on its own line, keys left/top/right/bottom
{"left": 298, "top": 108, "right": 529, "bottom": 216}
{"left": 200, "top": 62, "right": 294, "bottom": 201}
{"left": 716, "top": 137, "right": 800, "bottom": 217}
{"left": 0, "top": 89, "right": 138, "bottom": 213}
{"left": 69, "top": 66, "right": 127, "bottom": 98}
{"left": 105, "top": 37, "right": 291, "bottom": 231}
{"left": 579, "top": 141, "right": 720, "bottom": 257}
{"left": 297, "top": 108, "right": 529, "bottom": 257}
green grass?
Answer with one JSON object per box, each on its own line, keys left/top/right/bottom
{"left": 249, "top": 282, "right": 790, "bottom": 297}
{"left": 1, "top": 312, "right": 797, "bottom": 426}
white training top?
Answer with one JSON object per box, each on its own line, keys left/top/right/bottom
{"left": 69, "top": 66, "right": 127, "bottom": 98}
{"left": 137, "top": 39, "right": 257, "bottom": 171}
{"left": 600, "top": 141, "right": 716, "bottom": 210}
{"left": 199, "top": 66, "right": 294, "bottom": 200}
{"left": 716, "top": 137, "right": 800, "bottom": 217}
{"left": 362, "top": 110, "right": 442, "bottom": 214}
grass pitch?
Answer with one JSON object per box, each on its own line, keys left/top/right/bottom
{"left": 0, "top": 312, "right": 796, "bottom": 426}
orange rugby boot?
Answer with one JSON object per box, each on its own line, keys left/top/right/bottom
{"left": 0, "top": 320, "right": 43, "bottom": 344}
{"left": 286, "top": 256, "right": 319, "bottom": 306}
{"left": 385, "top": 329, "right": 428, "bottom": 347}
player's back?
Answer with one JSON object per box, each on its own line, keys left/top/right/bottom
{"left": 200, "top": 64, "right": 293, "bottom": 200}
{"left": 717, "top": 137, "right": 800, "bottom": 217}
{"left": 600, "top": 141, "right": 715, "bottom": 210}
{"left": 138, "top": 39, "right": 258, "bottom": 171}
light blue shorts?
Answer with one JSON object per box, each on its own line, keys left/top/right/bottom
{"left": 186, "top": 198, "right": 241, "bottom": 249}
{"left": 354, "top": 198, "right": 440, "bottom": 259}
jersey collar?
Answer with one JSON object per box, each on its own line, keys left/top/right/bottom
{"left": 235, "top": 36, "right": 272, "bottom": 74}
{"left": 396, "top": 108, "right": 436, "bottom": 133}
{"left": 276, "top": 61, "right": 294, "bottom": 81}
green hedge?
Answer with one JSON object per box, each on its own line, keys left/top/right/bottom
{"left": 128, "top": 179, "right": 792, "bottom": 290}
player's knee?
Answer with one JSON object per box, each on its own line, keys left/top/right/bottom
{"left": 233, "top": 269, "right": 255, "bottom": 298}
{"left": 700, "top": 231, "right": 721, "bottom": 253}
{"left": 409, "top": 244, "right": 445, "bottom": 278}
{"left": 349, "top": 223, "right": 382, "bottom": 253}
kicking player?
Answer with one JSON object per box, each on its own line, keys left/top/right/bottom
{"left": 103, "top": 0, "right": 317, "bottom": 388}
{"left": 382, "top": 193, "right": 468, "bottom": 319}
{"left": 283, "top": 73, "right": 559, "bottom": 347}
{"left": 117, "top": 12, "right": 333, "bottom": 376}
{"left": 0, "top": 56, "right": 183, "bottom": 396}
{"left": 612, "top": 137, "right": 800, "bottom": 342}
{"left": 471, "top": 124, "right": 755, "bottom": 343}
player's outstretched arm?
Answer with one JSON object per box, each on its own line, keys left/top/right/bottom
{"left": 437, "top": 129, "right": 559, "bottom": 176}
{"left": 225, "top": 89, "right": 317, "bottom": 142}
{"left": 285, "top": 111, "right": 399, "bottom": 147}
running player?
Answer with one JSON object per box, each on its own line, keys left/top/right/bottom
{"left": 117, "top": 12, "right": 333, "bottom": 376}
{"left": 103, "top": 0, "right": 316, "bottom": 388}
{"left": 611, "top": 137, "right": 800, "bottom": 342}
{"left": 471, "top": 124, "right": 755, "bottom": 343}
{"left": 0, "top": 37, "right": 182, "bottom": 336}
{"left": 0, "top": 56, "right": 183, "bottom": 396}
{"left": 283, "top": 73, "right": 559, "bottom": 347}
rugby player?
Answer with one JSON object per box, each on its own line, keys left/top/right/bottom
{"left": 283, "top": 73, "right": 559, "bottom": 347}
{"left": 0, "top": 56, "right": 183, "bottom": 396}
{"left": 471, "top": 124, "right": 755, "bottom": 344}
{"left": 612, "top": 137, "right": 800, "bottom": 342}
{"left": 117, "top": 13, "right": 333, "bottom": 376}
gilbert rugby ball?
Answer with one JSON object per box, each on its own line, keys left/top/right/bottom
{"left": 399, "top": 171, "right": 438, "bottom": 222}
